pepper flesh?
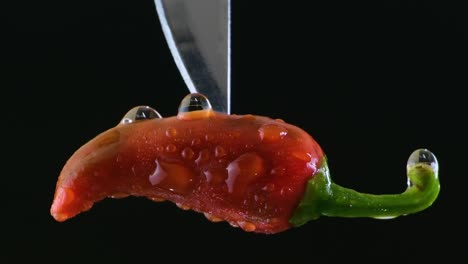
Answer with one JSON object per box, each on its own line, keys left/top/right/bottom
{"left": 51, "top": 111, "right": 324, "bottom": 234}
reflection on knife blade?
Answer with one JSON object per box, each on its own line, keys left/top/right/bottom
{"left": 155, "top": 0, "right": 231, "bottom": 114}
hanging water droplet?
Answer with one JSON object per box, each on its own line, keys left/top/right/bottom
{"left": 237, "top": 221, "right": 256, "bottom": 232}
{"left": 176, "top": 203, "right": 191, "bottom": 210}
{"left": 407, "top": 149, "right": 438, "bottom": 174}
{"left": 120, "top": 106, "right": 162, "bottom": 124}
{"left": 150, "top": 197, "right": 165, "bottom": 202}
{"left": 204, "top": 213, "right": 223, "bottom": 222}
{"left": 177, "top": 93, "right": 214, "bottom": 120}
{"left": 109, "top": 193, "right": 129, "bottom": 199}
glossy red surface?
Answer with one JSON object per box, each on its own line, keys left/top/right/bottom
{"left": 51, "top": 111, "right": 324, "bottom": 233}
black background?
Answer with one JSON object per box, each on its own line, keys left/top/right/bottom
{"left": 4, "top": 0, "right": 467, "bottom": 262}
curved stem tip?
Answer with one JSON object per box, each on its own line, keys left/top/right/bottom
{"left": 290, "top": 149, "right": 440, "bottom": 226}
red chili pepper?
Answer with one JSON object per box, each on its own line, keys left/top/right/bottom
{"left": 50, "top": 93, "right": 440, "bottom": 234}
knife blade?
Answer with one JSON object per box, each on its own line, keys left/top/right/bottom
{"left": 154, "top": 0, "right": 231, "bottom": 114}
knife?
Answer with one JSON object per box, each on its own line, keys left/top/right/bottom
{"left": 154, "top": 0, "right": 231, "bottom": 114}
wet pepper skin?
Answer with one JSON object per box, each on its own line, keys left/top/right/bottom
{"left": 51, "top": 111, "right": 324, "bottom": 234}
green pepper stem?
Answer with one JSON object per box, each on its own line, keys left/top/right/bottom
{"left": 290, "top": 150, "right": 440, "bottom": 227}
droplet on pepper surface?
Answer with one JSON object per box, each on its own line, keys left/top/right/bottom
{"left": 177, "top": 93, "right": 214, "bottom": 120}
{"left": 258, "top": 124, "right": 288, "bottom": 142}
{"left": 109, "top": 193, "right": 129, "bottom": 199}
{"left": 226, "top": 152, "right": 265, "bottom": 193}
{"left": 165, "top": 144, "right": 177, "bottom": 153}
{"left": 191, "top": 138, "right": 201, "bottom": 146}
{"left": 195, "top": 149, "right": 211, "bottom": 165}
{"left": 270, "top": 167, "right": 286, "bottom": 176}
{"left": 165, "top": 127, "right": 177, "bottom": 138}
{"left": 238, "top": 221, "right": 256, "bottom": 232}
{"left": 181, "top": 147, "right": 195, "bottom": 160}
{"left": 176, "top": 203, "right": 191, "bottom": 210}
{"left": 150, "top": 197, "right": 165, "bottom": 202}
{"left": 204, "top": 168, "right": 227, "bottom": 184}
{"left": 120, "top": 106, "right": 162, "bottom": 124}
{"left": 149, "top": 160, "right": 195, "bottom": 195}
{"left": 215, "top": 145, "right": 227, "bottom": 158}
{"left": 262, "top": 183, "right": 275, "bottom": 192}
{"left": 292, "top": 151, "right": 311, "bottom": 162}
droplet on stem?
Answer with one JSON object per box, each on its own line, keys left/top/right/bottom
{"left": 407, "top": 149, "right": 438, "bottom": 174}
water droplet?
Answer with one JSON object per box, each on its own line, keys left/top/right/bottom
{"left": 177, "top": 93, "right": 213, "bottom": 120}
{"left": 374, "top": 216, "right": 397, "bottom": 220}
{"left": 149, "top": 160, "right": 195, "bottom": 195}
{"left": 176, "top": 203, "right": 191, "bottom": 210}
{"left": 269, "top": 218, "right": 281, "bottom": 224}
{"left": 407, "top": 149, "right": 438, "bottom": 174}
{"left": 149, "top": 160, "right": 168, "bottom": 186}
{"left": 205, "top": 134, "right": 214, "bottom": 142}
{"left": 109, "top": 193, "right": 129, "bottom": 199}
{"left": 195, "top": 149, "right": 211, "bottom": 165}
{"left": 165, "top": 127, "right": 177, "bottom": 138}
{"left": 280, "top": 187, "right": 293, "bottom": 196}
{"left": 165, "top": 144, "right": 177, "bottom": 153}
{"left": 181, "top": 147, "right": 195, "bottom": 160}
{"left": 191, "top": 138, "right": 201, "bottom": 146}
{"left": 275, "top": 118, "right": 285, "bottom": 123}
{"left": 292, "top": 151, "right": 312, "bottom": 162}
{"left": 215, "top": 146, "right": 227, "bottom": 158}
{"left": 150, "top": 197, "right": 165, "bottom": 202}
{"left": 156, "top": 146, "right": 164, "bottom": 152}
{"left": 270, "top": 167, "right": 286, "bottom": 176}
{"left": 204, "top": 170, "right": 213, "bottom": 183}
{"left": 226, "top": 153, "right": 265, "bottom": 193}
{"left": 204, "top": 168, "right": 227, "bottom": 184}
{"left": 262, "top": 183, "right": 275, "bottom": 192}
{"left": 255, "top": 194, "right": 267, "bottom": 203}
{"left": 238, "top": 221, "right": 256, "bottom": 232}
{"left": 120, "top": 106, "right": 161, "bottom": 124}
{"left": 258, "top": 124, "right": 288, "bottom": 142}
{"left": 204, "top": 213, "right": 223, "bottom": 222}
